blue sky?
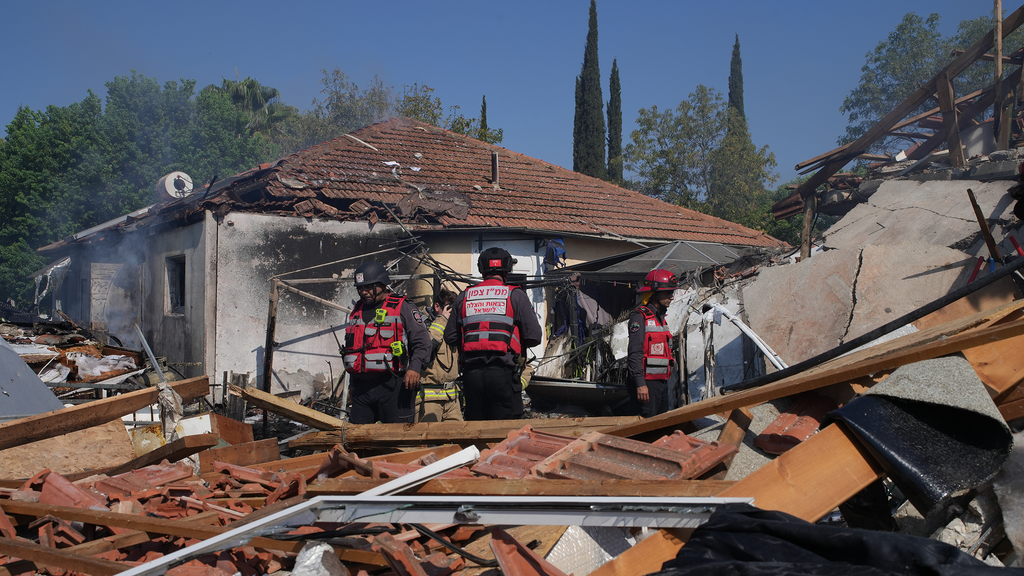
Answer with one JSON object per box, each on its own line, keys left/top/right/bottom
{"left": 1, "top": 1, "right": 998, "bottom": 185}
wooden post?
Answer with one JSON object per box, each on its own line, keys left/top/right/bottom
{"left": 937, "top": 72, "right": 966, "bottom": 166}
{"left": 260, "top": 279, "right": 280, "bottom": 436}
{"left": 995, "top": 0, "right": 1014, "bottom": 150}
{"left": 800, "top": 193, "right": 816, "bottom": 261}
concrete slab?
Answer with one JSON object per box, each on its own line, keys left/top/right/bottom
{"left": 845, "top": 244, "right": 970, "bottom": 342}
{"left": 741, "top": 244, "right": 970, "bottom": 366}
{"left": 741, "top": 249, "right": 860, "bottom": 365}
{"left": 823, "top": 180, "right": 1015, "bottom": 250}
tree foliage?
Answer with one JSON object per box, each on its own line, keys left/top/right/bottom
{"left": 839, "top": 12, "right": 1024, "bottom": 152}
{"left": 607, "top": 59, "right": 623, "bottom": 184}
{"left": 0, "top": 72, "right": 277, "bottom": 306}
{"left": 205, "top": 76, "right": 295, "bottom": 135}
{"left": 274, "top": 70, "right": 503, "bottom": 154}
{"left": 573, "top": 0, "right": 607, "bottom": 179}
{"left": 708, "top": 110, "right": 778, "bottom": 226}
{"left": 623, "top": 86, "right": 727, "bottom": 209}
{"left": 728, "top": 35, "right": 745, "bottom": 120}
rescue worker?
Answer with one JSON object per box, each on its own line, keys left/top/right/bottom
{"left": 415, "top": 288, "right": 463, "bottom": 422}
{"left": 444, "top": 247, "right": 543, "bottom": 420}
{"left": 341, "top": 261, "right": 430, "bottom": 424}
{"left": 626, "top": 268, "right": 678, "bottom": 417}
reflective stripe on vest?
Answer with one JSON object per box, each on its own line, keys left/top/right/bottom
{"left": 342, "top": 294, "right": 407, "bottom": 374}
{"left": 461, "top": 280, "right": 517, "bottom": 358}
{"left": 421, "top": 386, "right": 459, "bottom": 402}
{"left": 639, "top": 305, "right": 672, "bottom": 381}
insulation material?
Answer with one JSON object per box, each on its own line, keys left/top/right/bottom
{"left": 827, "top": 356, "right": 1012, "bottom": 522}
{"left": 74, "top": 354, "right": 137, "bottom": 377}
{"left": 545, "top": 525, "right": 636, "bottom": 576}
{"left": 292, "top": 541, "right": 349, "bottom": 576}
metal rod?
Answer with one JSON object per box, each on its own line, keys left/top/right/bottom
{"left": 133, "top": 323, "right": 166, "bottom": 384}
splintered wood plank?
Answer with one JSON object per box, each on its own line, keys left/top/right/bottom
{"left": 460, "top": 525, "right": 568, "bottom": 575}
{"left": 307, "top": 477, "right": 735, "bottom": 497}
{"left": 719, "top": 423, "right": 885, "bottom": 522}
{"left": 0, "top": 376, "right": 210, "bottom": 451}
{"left": 913, "top": 278, "right": 1024, "bottom": 397}
{"left": 602, "top": 302, "right": 1024, "bottom": 439}
{"left": 103, "top": 433, "right": 220, "bottom": 477}
{"left": 589, "top": 529, "right": 685, "bottom": 576}
{"left": 0, "top": 501, "right": 304, "bottom": 554}
{"left": 199, "top": 438, "right": 280, "bottom": 473}
{"left": 231, "top": 385, "right": 346, "bottom": 430}
{"left": 0, "top": 536, "right": 127, "bottom": 576}
{"left": 293, "top": 416, "right": 641, "bottom": 450}
{"left": 0, "top": 419, "right": 135, "bottom": 480}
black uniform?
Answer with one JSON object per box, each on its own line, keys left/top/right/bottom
{"left": 443, "top": 282, "right": 543, "bottom": 420}
{"left": 626, "top": 305, "right": 672, "bottom": 417}
{"left": 347, "top": 296, "right": 431, "bottom": 424}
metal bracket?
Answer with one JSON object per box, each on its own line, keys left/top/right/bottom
{"left": 455, "top": 505, "right": 480, "bottom": 523}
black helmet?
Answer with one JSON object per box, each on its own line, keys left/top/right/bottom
{"left": 478, "top": 247, "right": 515, "bottom": 276}
{"left": 353, "top": 261, "right": 390, "bottom": 287}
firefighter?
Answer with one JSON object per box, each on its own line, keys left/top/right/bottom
{"left": 341, "top": 261, "right": 430, "bottom": 424}
{"left": 415, "top": 288, "right": 463, "bottom": 422}
{"left": 443, "top": 247, "right": 543, "bottom": 420}
{"left": 626, "top": 268, "right": 678, "bottom": 417}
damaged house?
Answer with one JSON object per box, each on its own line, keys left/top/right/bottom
{"left": 34, "top": 117, "right": 784, "bottom": 400}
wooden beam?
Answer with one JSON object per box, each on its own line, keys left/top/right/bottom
{"left": 0, "top": 376, "right": 210, "bottom": 452}
{"left": 102, "top": 433, "right": 220, "bottom": 477}
{"left": 720, "top": 423, "right": 884, "bottom": 522}
{"left": 290, "top": 416, "right": 642, "bottom": 450}
{"left": 588, "top": 529, "right": 685, "bottom": 576}
{"left": 800, "top": 193, "right": 816, "bottom": 260}
{"left": 307, "top": 477, "right": 735, "bottom": 497}
{"left": 937, "top": 72, "right": 966, "bottom": 167}
{"left": 198, "top": 438, "right": 280, "bottom": 473}
{"left": 0, "top": 501, "right": 304, "bottom": 554}
{"left": 600, "top": 301, "right": 1024, "bottom": 439}
{"left": 0, "top": 537, "right": 127, "bottom": 576}
{"left": 231, "top": 385, "right": 345, "bottom": 430}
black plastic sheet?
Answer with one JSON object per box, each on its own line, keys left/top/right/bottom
{"left": 654, "top": 503, "right": 1019, "bottom": 576}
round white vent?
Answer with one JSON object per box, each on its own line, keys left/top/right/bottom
{"left": 155, "top": 172, "right": 194, "bottom": 201}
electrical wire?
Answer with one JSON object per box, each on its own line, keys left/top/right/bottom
{"left": 409, "top": 523, "right": 499, "bottom": 567}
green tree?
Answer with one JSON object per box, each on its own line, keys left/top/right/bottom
{"left": 607, "top": 59, "right": 623, "bottom": 184}
{"left": 707, "top": 111, "right": 778, "bottom": 226}
{"left": 573, "top": 0, "right": 607, "bottom": 179}
{"left": 206, "top": 76, "right": 295, "bottom": 135}
{"left": 707, "top": 36, "right": 777, "bottom": 227}
{"left": 623, "top": 86, "right": 727, "bottom": 209}
{"left": 728, "top": 34, "right": 745, "bottom": 120}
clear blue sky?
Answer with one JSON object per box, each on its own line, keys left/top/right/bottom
{"left": 1, "top": 1, "right": 999, "bottom": 185}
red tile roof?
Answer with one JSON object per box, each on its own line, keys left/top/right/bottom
{"left": 260, "top": 117, "right": 785, "bottom": 248}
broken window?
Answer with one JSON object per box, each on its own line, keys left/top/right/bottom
{"left": 166, "top": 256, "right": 186, "bottom": 315}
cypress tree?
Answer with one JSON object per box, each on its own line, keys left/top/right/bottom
{"left": 728, "top": 34, "right": 745, "bottom": 121}
{"left": 573, "top": 0, "right": 606, "bottom": 179}
{"left": 479, "top": 95, "right": 488, "bottom": 140}
{"left": 573, "top": 76, "right": 582, "bottom": 172}
{"left": 606, "top": 58, "right": 622, "bottom": 184}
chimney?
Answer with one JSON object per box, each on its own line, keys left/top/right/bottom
{"left": 491, "top": 152, "right": 499, "bottom": 187}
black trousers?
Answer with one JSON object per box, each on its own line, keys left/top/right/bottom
{"left": 462, "top": 366, "right": 522, "bottom": 421}
{"left": 349, "top": 372, "right": 414, "bottom": 424}
{"left": 626, "top": 377, "right": 669, "bottom": 418}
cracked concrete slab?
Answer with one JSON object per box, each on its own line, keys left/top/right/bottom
{"left": 823, "top": 180, "right": 1016, "bottom": 250}
{"left": 741, "top": 244, "right": 970, "bottom": 366}
{"left": 741, "top": 248, "right": 859, "bottom": 365}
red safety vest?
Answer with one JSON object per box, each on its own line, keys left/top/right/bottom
{"left": 342, "top": 294, "right": 407, "bottom": 374}
{"left": 461, "top": 279, "right": 522, "bottom": 359}
{"left": 638, "top": 305, "right": 672, "bottom": 381}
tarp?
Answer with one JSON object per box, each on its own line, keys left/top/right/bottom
{"left": 554, "top": 241, "right": 744, "bottom": 282}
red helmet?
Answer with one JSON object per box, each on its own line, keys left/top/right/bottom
{"left": 637, "top": 269, "right": 678, "bottom": 293}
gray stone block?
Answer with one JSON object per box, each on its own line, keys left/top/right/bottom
{"left": 969, "top": 160, "right": 1020, "bottom": 181}
{"left": 908, "top": 171, "right": 952, "bottom": 182}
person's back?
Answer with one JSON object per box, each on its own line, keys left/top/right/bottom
{"left": 443, "top": 248, "right": 542, "bottom": 420}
